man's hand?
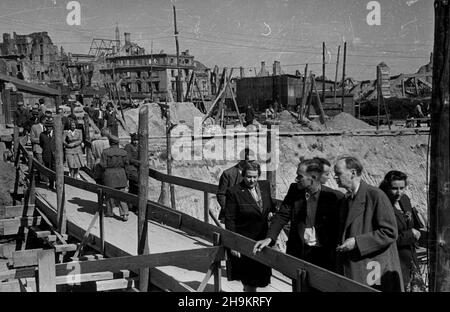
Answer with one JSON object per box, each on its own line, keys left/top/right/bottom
{"left": 230, "top": 250, "right": 241, "bottom": 258}
{"left": 336, "top": 237, "right": 356, "bottom": 253}
{"left": 253, "top": 238, "right": 272, "bottom": 255}
{"left": 412, "top": 228, "right": 421, "bottom": 241}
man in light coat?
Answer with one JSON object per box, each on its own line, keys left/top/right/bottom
{"left": 334, "top": 156, "right": 404, "bottom": 292}
{"left": 30, "top": 115, "right": 45, "bottom": 182}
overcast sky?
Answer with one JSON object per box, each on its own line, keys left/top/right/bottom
{"left": 0, "top": 0, "right": 434, "bottom": 80}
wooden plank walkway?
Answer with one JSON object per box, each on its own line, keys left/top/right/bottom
{"left": 34, "top": 181, "right": 292, "bottom": 292}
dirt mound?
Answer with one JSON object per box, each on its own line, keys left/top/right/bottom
{"left": 326, "top": 112, "right": 373, "bottom": 131}
{"left": 120, "top": 102, "right": 205, "bottom": 138}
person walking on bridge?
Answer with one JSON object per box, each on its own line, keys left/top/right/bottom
{"left": 39, "top": 118, "right": 56, "bottom": 190}
{"left": 217, "top": 148, "right": 256, "bottom": 223}
{"left": 63, "top": 119, "right": 85, "bottom": 179}
{"left": 224, "top": 161, "right": 276, "bottom": 292}
{"left": 100, "top": 135, "right": 129, "bottom": 221}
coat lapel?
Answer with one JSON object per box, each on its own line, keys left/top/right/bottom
{"left": 238, "top": 181, "right": 262, "bottom": 214}
{"left": 343, "top": 181, "right": 368, "bottom": 233}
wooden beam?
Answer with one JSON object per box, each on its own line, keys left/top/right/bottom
{"left": 0, "top": 216, "right": 42, "bottom": 229}
{"left": 0, "top": 280, "right": 21, "bottom": 292}
{"left": 56, "top": 270, "right": 130, "bottom": 286}
{"left": 73, "top": 211, "right": 100, "bottom": 258}
{"left": 55, "top": 247, "right": 224, "bottom": 276}
{"left": 12, "top": 249, "right": 43, "bottom": 268}
{"left": 95, "top": 277, "right": 137, "bottom": 292}
{"left": 37, "top": 249, "right": 56, "bottom": 292}
{"left": 0, "top": 205, "right": 36, "bottom": 219}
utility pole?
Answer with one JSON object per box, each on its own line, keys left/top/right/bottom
{"left": 341, "top": 42, "right": 347, "bottom": 112}
{"left": 173, "top": 5, "right": 182, "bottom": 102}
{"left": 429, "top": 0, "right": 450, "bottom": 292}
{"left": 334, "top": 45, "right": 341, "bottom": 105}
{"left": 150, "top": 39, "right": 154, "bottom": 101}
{"left": 322, "top": 42, "right": 326, "bottom": 103}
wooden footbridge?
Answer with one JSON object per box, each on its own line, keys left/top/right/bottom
{"left": 0, "top": 106, "right": 377, "bottom": 293}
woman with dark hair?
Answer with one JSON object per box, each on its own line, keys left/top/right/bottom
{"left": 224, "top": 161, "right": 276, "bottom": 292}
{"left": 379, "top": 170, "right": 424, "bottom": 290}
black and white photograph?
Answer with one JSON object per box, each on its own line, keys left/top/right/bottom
{"left": 0, "top": 0, "right": 446, "bottom": 299}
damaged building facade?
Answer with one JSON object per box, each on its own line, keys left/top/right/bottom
{"left": 100, "top": 32, "right": 196, "bottom": 101}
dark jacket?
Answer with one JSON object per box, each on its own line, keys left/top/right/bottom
{"left": 99, "top": 145, "right": 129, "bottom": 188}
{"left": 337, "top": 181, "right": 404, "bottom": 292}
{"left": 225, "top": 180, "right": 277, "bottom": 239}
{"left": 224, "top": 180, "right": 276, "bottom": 287}
{"left": 14, "top": 107, "right": 31, "bottom": 129}
{"left": 124, "top": 143, "right": 139, "bottom": 183}
{"left": 39, "top": 131, "right": 56, "bottom": 168}
{"left": 267, "top": 183, "right": 344, "bottom": 270}
{"left": 394, "top": 195, "right": 423, "bottom": 287}
{"left": 217, "top": 163, "right": 244, "bottom": 219}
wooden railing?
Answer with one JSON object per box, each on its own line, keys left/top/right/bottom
{"left": 11, "top": 142, "right": 379, "bottom": 292}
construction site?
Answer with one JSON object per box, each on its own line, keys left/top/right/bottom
{"left": 0, "top": 0, "right": 448, "bottom": 295}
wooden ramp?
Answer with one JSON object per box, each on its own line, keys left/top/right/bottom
{"left": 34, "top": 184, "right": 292, "bottom": 292}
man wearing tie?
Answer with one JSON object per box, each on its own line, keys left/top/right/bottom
{"left": 39, "top": 118, "right": 56, "bottom": 190}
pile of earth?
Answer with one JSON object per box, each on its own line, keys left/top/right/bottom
{"left": 147, "top": 131, "right": 429, "bottom": 225}
{"left": 119, "top": 102, "right": 205, "bottom": 139}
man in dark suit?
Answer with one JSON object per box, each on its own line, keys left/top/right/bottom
{"left": 334, "top": 156, "right": 404, "bottom": 292}
{"left": 225, "top": 161, "right": 277, "bottom": 292}
{"left": 217, "top": 148, "right": 255, "bottom": 222}
{"left": 253, "top": 158, "right": 344, "bottom": 272}
{"left": 39, "top": 118, "right": 56, "bottom": 190}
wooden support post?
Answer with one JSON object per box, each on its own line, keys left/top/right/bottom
{"left": 2, "top": 88, "right": 12, "bottom": 124}
{"left": 266, "top": 125, "right": 276, "bottom": 198}
{"left": 401, "top": 78, "right": 406, "bottom": 97}
{"left": 13, "top": 127, "right": 20, "bottom": 205}
{"left": 98, "top": 190, "right": 105, "bottom": 255}
{"left": 213, "top": 233, "right": 222, "bottom": 292}
{"left": 204, "top": 192, "right": 210, "bottom": 224}
{"left": 83, "top": 114, "right": 93, "bottom": 171}
{"left": 341, "top": 42, "right": 347, "bottom": 112}
{"left": 185, "top": 71, "right": 195, "bottom": 100}
{"left": 322, "top": 41, "right": 326, "bottom": 103}
{"left": 138, "top": 105, "right": 150, "bottom": 292}
{"left": 37, "top": 249, "right": 56, "bottom": 292}
{"left": 23, "top": 153, "right": 35, "bottom": 210}
{"left": 311, "top": 75, "right": 327, "bottom": 125}
{"left": 54, "top": 114, "right": 66, "bottom": 234}
{"left": 166, "top": 106, "right": 176, "bottom": 209}
{"left": 429, "top": 0, "right": 450, "bottom": 292}
{"left": 293, "top": 269, "right": 309, "bottom": 292}
{"left": 299, "top": 64, "right": 308, "bottom": 121}
{"left": 227, "top": 81, "right": 244, "bottom": 126}
{"left": 376, "top": 66, "right": 382, "bottom": 131}
{"left": 334, "top": 45, "right": 341, "bottom": 105}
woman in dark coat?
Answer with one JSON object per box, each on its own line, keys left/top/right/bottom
{"left": 224, "top": 161, "right": 276, "bottom": 292}
{"left": 380, "top": 170, "right": 424, "bottom": 289}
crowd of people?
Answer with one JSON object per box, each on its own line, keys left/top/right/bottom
{"left": 218, "top": 153, "right": 425, "bottom": 292}
{"left": 14, "top": 97, "right": 137, "bottom": 222}
{"left": 14, "top": 97, "right": 425, "bottom": 292}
